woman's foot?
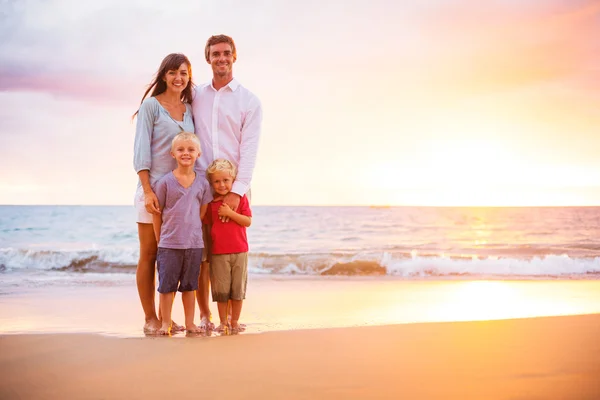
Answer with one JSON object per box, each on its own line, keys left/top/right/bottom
{"left": 143, "top": 318, "right": 161, "bottom": 333}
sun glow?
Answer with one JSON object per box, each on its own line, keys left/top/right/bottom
{"left": 429, "top": 281, "right": 577, "bottom": 322}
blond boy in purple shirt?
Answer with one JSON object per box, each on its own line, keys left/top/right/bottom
{"left": 152, "top": 132, "right": 212, "bottom": 335}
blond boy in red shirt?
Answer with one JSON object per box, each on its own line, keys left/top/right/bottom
{"left": 204, "top": 159, "right": 252, "bottom": 333}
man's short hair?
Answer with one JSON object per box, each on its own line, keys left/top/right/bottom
{"left": 204, "top": 34, "right": 237, "bottom": 63}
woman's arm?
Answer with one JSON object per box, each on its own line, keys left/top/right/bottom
{"left": 138, "top": 170, "right": 160, "bottom": 215}
{"left": 134, "top": 100, "right": 160, "bottom": 215}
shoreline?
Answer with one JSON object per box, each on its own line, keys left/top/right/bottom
{"left": 1, "top": 314, "right": 599, "bottom": 399}
{"left": 2, "top": 278, "right": 600, "bottom": 338}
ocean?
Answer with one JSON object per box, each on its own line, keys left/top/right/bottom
{"left": 1, "top": 205, "right": 600, "bottom": 291}
{"left": 2, "top": 205, "right": 600, "bottom": 336}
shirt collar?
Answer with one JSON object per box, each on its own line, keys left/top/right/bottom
{"left": 209, "top": 78, "right": 240, "bottom": 92}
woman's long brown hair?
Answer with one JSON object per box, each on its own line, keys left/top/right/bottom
{"left": 132, "top": 53, "right": 194, "bottom": 119}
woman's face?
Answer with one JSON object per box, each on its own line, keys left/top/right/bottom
{"left": 163, "top": 62, "right": 189, "bottom": 94}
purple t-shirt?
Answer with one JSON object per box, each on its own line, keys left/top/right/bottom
{"left": 153, "top": 172, "right": 212, "bottom": 249}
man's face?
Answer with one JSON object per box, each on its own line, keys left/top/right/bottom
{"left": 208, "top": 42, "right": 235, "bottom": 78}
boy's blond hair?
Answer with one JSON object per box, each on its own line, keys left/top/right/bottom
{"left": 171, "top": 131, "right": 201, "bottom": 151}
{"left": 206, "top": 158, "right": 237, "bottom": 180}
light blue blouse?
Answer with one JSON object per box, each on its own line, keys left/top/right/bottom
{"left": 133, "top": 97, "right": 195, "bottom": 188}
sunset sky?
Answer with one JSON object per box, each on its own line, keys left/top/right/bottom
{"left": 1, "top": 0, "right": 599, "bottom": 206}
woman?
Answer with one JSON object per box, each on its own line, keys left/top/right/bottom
{"left": 133, "top": 53, "right": 195, "bottom": 333}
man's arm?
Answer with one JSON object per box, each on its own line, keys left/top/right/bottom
{"left": 217, "top": 203, "right": 251, "bottom": 227}
{"left": 230, "top": 96, "right": 262, "bottom": 198}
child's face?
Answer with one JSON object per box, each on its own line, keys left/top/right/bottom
{"left": 210, "top": 170, "right": 234, "bottom": 196}
{"left": 170, "top": 139, "right": 200, "bottom": 167}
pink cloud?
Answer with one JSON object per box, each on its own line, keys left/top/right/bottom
{"left": 0, "top": 69, "right": 141, "bottom": 105}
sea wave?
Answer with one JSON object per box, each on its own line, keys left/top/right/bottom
{"left": 1, "top": 247, "right": 600, "bottom": 278}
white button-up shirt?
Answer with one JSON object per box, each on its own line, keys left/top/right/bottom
{"left": 192, "top": 79, "right": 262, "bottom": 196}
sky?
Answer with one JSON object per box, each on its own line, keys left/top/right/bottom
{"left": 0, "top": 0, "right": 599, "bottom": 206}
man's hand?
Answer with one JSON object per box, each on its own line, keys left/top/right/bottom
{"left": 220, "top": 192, "right": 241, "bottom": 222}
{"left": 218, "top": 203, "right": 233, "bottom": 218}
{"left": 144, "top": 190, "right": 161, "bottom": 215}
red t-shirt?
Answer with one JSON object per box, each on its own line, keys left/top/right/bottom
{"left": 204, "top": 195, "right": 251, "bottom": 254}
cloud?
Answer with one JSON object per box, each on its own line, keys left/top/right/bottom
{"left": 1, "top": 0, "right": 598, "bottom": 104}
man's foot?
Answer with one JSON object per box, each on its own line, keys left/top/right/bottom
{"left": 143, "top": 318, "right": 161, "bottom": 333}
{"left": 199, "top": 316, "right": 215, "bottom": 331}
{"left": 171, "top": 320, "right": 185, "bottom": 332}
{"left": 185, "top": 323, "right": 202, "bottom": 334}
{"left": 158, "top": 322, "right": 171, "bottom": 336}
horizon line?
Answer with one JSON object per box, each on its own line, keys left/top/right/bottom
{"left": 2, "top": 204, "right": 600, "bottom": 208}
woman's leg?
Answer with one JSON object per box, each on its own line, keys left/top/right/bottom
{"left": 136, "top": 223, "right": 160, "bottom": 332}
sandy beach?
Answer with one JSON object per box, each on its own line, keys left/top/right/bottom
{"left": 2, "top": 278, "right": 600, "bottom": 399}
{"left": 1, "top": 314, "right": 599, "bottom": 399}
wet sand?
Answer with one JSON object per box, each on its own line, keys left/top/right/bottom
{"left": 2, "top": 277, "right": 600, "bottom": 337}
{"left": 1, "top": 314, "right": 599, "bottom": 399}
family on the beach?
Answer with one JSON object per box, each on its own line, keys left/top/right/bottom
{"left": 132, "top": 34, "right": 261, "bottom": 335}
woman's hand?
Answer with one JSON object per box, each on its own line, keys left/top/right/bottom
{"left": 144, "top": 190, "right": 161, "bottom": 215}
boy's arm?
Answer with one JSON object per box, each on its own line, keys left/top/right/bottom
{"left": 228, "top": 210, "right": 252, "bottom": 227}
{"left": 152, "top": 213, "right": 162, "bottom": 244}
{"left": 202, "top": 203, "right": 212, "bottom": 260}
{"left": 200, "top": 204, "right": 208, "bottom": 222}
{"left": 152, "top": 177, "right": 167, "bottom": 245}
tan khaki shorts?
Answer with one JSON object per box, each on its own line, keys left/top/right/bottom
{"left": 209, "top": 252, "right": 248, "bottom": 302}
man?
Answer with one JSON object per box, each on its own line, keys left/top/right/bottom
{"left": 192, "top": 34, "right": 262, "bottom": 329}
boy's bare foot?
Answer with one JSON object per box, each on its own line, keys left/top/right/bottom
{"left": 158, "top": 322, "right": 171, "bottom": 336}
{"left": 143, "top": 318, "right": 161, "bottom": 333}
{"left": 215, "top": 322, "right": 230, "bottom": 333}
{"left": 230, "top": 321, "right": 245, "bottom": 333}
{"left": 185, "top": 323, "right": 202, "bottom": 334}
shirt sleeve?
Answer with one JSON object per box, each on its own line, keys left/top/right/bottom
{"left": 199, "top": 179, "right": 213, "bottom": 206}
{"left": 133, "top": 99, "right": 157, "bottom": 173}
{"left": 238, "top": 195, "right": 252, "bottom": 217}
{"left": 153, "top": 175, "right": 168, "bottom": 211}
{"left": 231, "top": 95, "right": 262, "bottom": 196}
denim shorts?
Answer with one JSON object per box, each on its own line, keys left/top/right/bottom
{"left": 156, "top": 247, "right": 203, "bottom": 293}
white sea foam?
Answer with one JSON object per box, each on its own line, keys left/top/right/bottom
{"left": 381, "top": 252, "right": 600, "bottom": 277}
{"left": 2, "top": 247, "right": 599, "bottom": 278}
{"left": 2, "top": 206, "right": 600, "bottom": 283}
